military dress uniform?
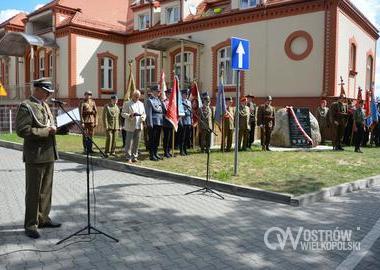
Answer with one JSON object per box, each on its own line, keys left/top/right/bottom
{"left": 316, "top": 106, "right": 329, "bottom": 144}
{"left": 103, "top": 98, "right": 120, "bottom": 155}
{"left": 247, "top": 101, "right": 257, "bottom": 148}
{"left": 238, "top": 103, "right": 250, "bottom": 151}
{"left": 199, "top": 97, "right": 214, "bottom": 152}
{"left": 145, "top": 91, "right": 164, "bottom": 161}
{"left": 179, "top": 94, "right": 192, "bottom": 155}
{"left": 329, "top": 101, "right": 348, "bottom": 150}
{"left": 222, "top": 100, "right": 235, "bottom": 151}
{"left": 15, "top": 79, "right": 60, "bottom": 238}
{"left": 257, "top": 102, "right": 275, "bottom": 151}
{"left": 79, "top": 93, "right": 98, "bottom": 153}
{"left": 353, "top": 106, "right": 366, "bottom": 153}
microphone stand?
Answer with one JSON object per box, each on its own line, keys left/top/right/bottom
{"left": 184, "top": 106, "right": 224, "bottom": 200}
{"left": 55, "top": 102, "right": 119, "bottom": 245}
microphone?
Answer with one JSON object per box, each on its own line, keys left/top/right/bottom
{"left": 51, "top": 98, "right": 67, "bottom": 105}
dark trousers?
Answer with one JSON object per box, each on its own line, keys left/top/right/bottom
{"left": 248, "top": 124, "right": 256, "bottom": 148}
{"left": 149, "top": 125, "right": 162, "bottom": 157}
{"left": 122, "top": 129, "right": 127, "bottom": 147}
{"left": 163, "top": 126, "right": 173, "bottom": 155}
{"left": 333, "top": 123, "right": 345, "bottom": 148}
{"left": 82, "top": 123, "right": 94, "bottom": 152}
{"left": 354, "top": 123, "right": 365, "bottom": 150}
{"left": 200, "top": 129, "right": 211, "bottom": 151}
{"left": 343, "top": 118, "right": 353, "bottom": 145}
{"left": 179, "top": 125, "right": 191, "bottom": 154}
{"left": 261, "top": 126, "right": 272, "bottom": 147}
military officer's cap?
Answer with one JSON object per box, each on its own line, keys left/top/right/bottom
{"left": 225, "top": 96, "right": 233, "bottom": 101}
{"left": 181, "top": 89, "right": 189, "bottom": 94}
{"left": 33, "top": 78, "right": 54, "bottom": 93}
{"left": 111, "top": 95, "right": 118, "bottom": 99}
{"left": 246, "top": 95, "right": 255, "bottom": 99}
{"left": 266, "top": 96, "right": 273, "bottom": 101}
{"left": 84, "top": 91, "right": 93, "bottom": 96}
{"left": 151, "top": 85, "right": 159, "bottom": 92}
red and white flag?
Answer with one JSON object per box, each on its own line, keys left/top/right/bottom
{"left": 165, "top": 76, "right": 179, "bottom": 131}
{"left": 159, "top": 71, "right": 167, "bottom": 100}
{"left": 189, "top": 81, "right": 202, "bottom": 127}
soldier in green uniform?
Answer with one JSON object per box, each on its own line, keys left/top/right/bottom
{"left": 199, "top": 95, "right": 214, "bottom": 152}
{"left": 79, "top": 91, "right": 98, "bottom": 153}
{"left": 316, "top": 99, "right": 329, "bottom": 144}
{"left": 103, "top": 95, "right": 120, "bottom": 156}
{"left": 257, "top": 96, "right": 275, "bottom": 151}
{"left": 222, "top": 97, "right": 235, "bottom": 152}
{"left": 353, "top": 100, "right": 366, "bottom": 153}
{"left": 247, "top": 95, "right": 257, "bottom": 148}
{"left": 238, "top": 96, "right": 250, "bottom": 151}
{"left": 15, "top": 78, "right": 61, "bottom": 239}
{"left": 329, "top": 94, "right": 348, "bottom": 151}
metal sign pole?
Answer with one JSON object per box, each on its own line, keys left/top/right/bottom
{"left": 234, "top": 70, "right": 240, "bottom": 176}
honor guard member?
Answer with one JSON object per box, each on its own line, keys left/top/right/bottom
{"left": 343, "top": 99, "right": 355, "bottom": 145}
{"left": 16, "top": 78, "right": 61, "bottom": 239}
{"left": 79, "top": 91, "right": 98, "bottom": 153}
{"left": 353, "top": 100, "right": 366, "bottom": 153}
{"left": 316, "top": 99, "right": 329, "bottom": 144}
{"left": 179, "top": 89, "right": 192, "bottom": 155}
{"left": 247, "top": 95, "right": 257, "bottom": 148}
{"left": 199, "top": 95, "right": 214, "bottom": 152}
{"left": 329, "top": 94, "right": 348, "bottom": 151}
{"left": 257, "top": 96, "right": 275, "bottom": 151}
{"left": 103, "top": 95, "right": 120, "bottom": 156}
{"left": 222, "top": 97, "right": 235, "bottom": 151}
{"left": 145, "top": 85, "right": 163, "bottom": 161}
{"left": 162, "top": 88, "right": 173, "bottom": 158}
{"left": 238, "top": 96, "right": 251, "bottom": 151}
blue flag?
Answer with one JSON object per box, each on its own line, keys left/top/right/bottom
{"left": 370, "top": 97, "right": 378, "bottom": 123}
{"left": 214, "top": 77, "right": 226, "bottom": 127}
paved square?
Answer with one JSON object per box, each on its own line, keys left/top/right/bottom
{"left": 0, "top": 147, "right": 379, "bottom": 269}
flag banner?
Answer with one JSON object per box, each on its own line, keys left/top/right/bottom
{"left": 166, "top": 76, "right": 180, "bottom": 131}
{"left": 370, "top": 92, "right": 378, "bottom": 123}
{"left": 364, "top": 90, "right": 371, "bottom": 117}
{"left": 160, "top": 71, "right": 167, "bottom": 100}
{"left": 214, "top": 77, "right": 226, "bottom": 128}
{"left": 189, "top": 81, "right": 202, "bottom": 127}
{"left": 124, "top": 62, "right": 136, "bottom": 101}
{"left": 0, "top": 82, "right": 7, "bottom": 97}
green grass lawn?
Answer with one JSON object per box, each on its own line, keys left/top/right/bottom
{"left": 1, "top": 132, "right": 379, "bottom": 196}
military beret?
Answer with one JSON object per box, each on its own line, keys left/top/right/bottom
{"left": 33, "top": 78, "right": 54, "bottom": 93}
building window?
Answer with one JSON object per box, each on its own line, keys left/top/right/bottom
{"left": 240, "top": 0, "right": 257, "bottom": 9}
{"left": 175, "top": 52, "right": 193, "bottom": 85}
{"left": 101, "top": 57, "right": 114, "bottom": 90}
{"left": 48, "top": 54, "right": 53, "bottom": 77}
{"left": 349, "top": 43, "right": 357, "bottom": 75}
{"left": 366, "top": 55, "right": 373, "bottom": 90}
{"left": 166, "top": 6, "right": 179, "bottom": 24}
{"left": 217, "top": 46, "right": 237, "bottom": 86}
{"left": 39, "top": 54, "right": 45, "bottom": 78}
{"left": 138, "top": 14, "right": 150, "bottom": 30}
{"left": 140, "top": 57, "right": 156, "bottom": 89}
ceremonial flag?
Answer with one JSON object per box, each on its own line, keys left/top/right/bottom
{"left": 214, "top": 75, "right": 226, "bottom": 128}
{"left": 370, "top": 90, "right": 378, "bottom": 123}
{"left": 189, "top": 81, "right": 202, "bottom": 127}
{"left": 159, "top": 71, "right": 167, "bottom": 100}
{"left": 166, "top": 76, "right": 180, "bottom": 131}
{"left": 0, "top": 82, "right": 7, "bottom": 97}
{"left": 364, "top": 90, "right": 371, "bottom": 117}
{"left": 356, "top": 87, "right": 363, "bottom": 108}
{"left": 339, "top": 76, "right": 346, "bottom": 97}
{"left": 124, "top": 62, "right": 136, "bottom": 101}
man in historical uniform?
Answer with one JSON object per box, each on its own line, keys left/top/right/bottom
{"left": 162, "top": 89, "right": 173, "bottom": 158}
{"left": 343, "top": 99, "right": 356, "bottom": 145}
{"left": 199, "top": 95, "right": 214, "bottom": 152}
{"left": 247, "top": 95, "right": 257, "bottom": 148}
{"left": 79, "top": 91, "right": 98, "bottom": 153}
{"left": 329, "top": 94, "right": 348, "bottom": 151}
{"left": 316, "top": 99, "right": 329, "bottom": 144}
{"left": 353, "top": 100, "right": 366, "bottom": 153}
{"left": 103, "top": 95, "right": 120, "bottom": 156}
{"left": 257, "top": 96, "right": 275, "bottom": 151}
{"left": 222, "top": 97, "right": 235, "bottom": 152}
{"left": 15, "top": 78, "right": 61, "bottom": 239}
{"left": 178, "top": 89, "right": 192, "bottom": 156}
{"left": 238, "top": 96, "right": 250, "bottom": 151}
{"left": 145, "top": 86, "right": 163, "bottom": 161}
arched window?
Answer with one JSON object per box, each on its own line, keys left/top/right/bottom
{"left": 140, "top": 57, "right": 156, "bottom": 89}
{"left": 366, "top": 55, "right": 374, "bottom": 90}
{"left": 349, "top": 42, "right": 357, "bottom": 75}
{"left": 174, "top": 52, "right": 193, "bottom": 84}
{"left": 217, "top": 46, "right": 237, "bottom": 86}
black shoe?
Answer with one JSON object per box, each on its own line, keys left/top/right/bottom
{"left": 38, "top": 220, "right": 62, "bottom": 229}
{"left": 180, "top": 151, "right": 186, "bottom": 156}
{"left": 150, "top": 156, "right": 158, "bottom": 161}
{"left": 164, "top": 153, "right": 171, "bottom": 158}
{"left": 25, "top": 228, "right": 40, "bottom": 239}
{"left": 155, "top": 154, "right": 163, "bottom": 160}
{"left": 266, "top": 146, "right": 271, "bottom": 151}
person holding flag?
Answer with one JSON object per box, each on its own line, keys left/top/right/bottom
{"left": 222, "top": 97, "right": 235, "bottom": 152}
{"left": 165, "top": 75, "right": 181, "bottom": 156}
{"left": 214, "top": 72, "right": 227, "bottom": 151}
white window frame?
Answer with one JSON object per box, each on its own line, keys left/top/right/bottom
{"left": 138, "top": 13, "right": 150, "bottom": 30}
{"left": 49, "top": 54, "right": 53, "bottom": 77}
{"left": 366, "top": 55, "right": 373, "bottom": 90}
{"left": 217, "top": 46, "right": 237, "bottom": 86}
{"left": 166, "top": 6, "right": 179, "bottom": 24}
{"left": 101, "top": 57, "right": 114, "bottom": 90}
{"left": 174, "top": 52, "right": 194, "bottom": 84}
{"left": 39, "top": 54, "right": 45, "bottom": 78}
{"left": 140, "top": 57, "right": 155, "bottom": 89}
{"left": 240, "top": 0, "right": 257, "bottom": 9}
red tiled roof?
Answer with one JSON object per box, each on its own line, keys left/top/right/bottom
{"left": 0, "top": 12, "right": 27, "bottom": 28}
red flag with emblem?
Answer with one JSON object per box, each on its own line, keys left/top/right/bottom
{"left": 165, "top": 76, "right": 179, "bottom": 131}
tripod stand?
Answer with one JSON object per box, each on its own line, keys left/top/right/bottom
{"left": 185, "top": 117, "right": 224, "bottom": 199}
{"left": 55, "top": 102, "right": 119, "bottom": 245}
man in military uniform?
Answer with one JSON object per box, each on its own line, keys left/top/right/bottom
{"left": 145, "top": 86, "right": 163, "bottom": 161}
{"left": 79, "top": 91, "right": 98, "bottom": 153}
{"left": 247, "top": 95, "right": 257, "bottom": 148}
{"left": 238, "top": 96, "right": 250, "bottom": 151}
{"left": 199, "top": 95, "right": 214, "bottom": 152}
{"left": 103, "top": 95, "right": 120, "bottom": 156}
{"left": 257, "top": 96, "right": 275, "bottom": 151}
{"left": 316, "top": 99, "right": 329, "bottom": 144}
{"left": 222, "top": 97, "right": 235, "bottom": 152}
{"left": 178, "top": 89, "right": 192, "bottom": 156}
{"left": 343, "top": 99, "right": 355, "bottom": 145}
{"left": 353, "top": 100, "right": 366, "bottom": 153}
{"left": 16, "top": 78, "right": 61, "bottom": 239}
{"left": 162, "top": 89, "right": 173, "bottom": 158}
{"left": 329, "top": 94, "right": 348, "bottom": 151}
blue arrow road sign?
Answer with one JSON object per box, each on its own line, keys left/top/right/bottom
{"left": 231, "top": 37, "right": 250, "bottom": 70}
